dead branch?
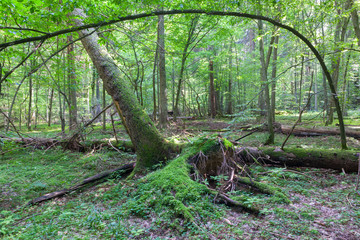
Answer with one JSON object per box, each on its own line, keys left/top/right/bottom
{"left": 27, "top": 162, "right": 135, "bottom": 205}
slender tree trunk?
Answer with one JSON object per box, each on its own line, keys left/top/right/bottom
{"left": 298, "top": 55, "right": 305, "bottom": 123}
{"left": 314, "top": 64, "right": 318, "bottom": 112}
{"left": 48, "top": 88, "right": 54, "bottom": 126}
{"left": 27, "top": 65, "right": 33, "bottom": 131}
{"left": 67, "top": 35, "right": 78, "bottom": 131}
{"left": 294, "top": 57, "right": 298, "bottom": 105}
{"left": 102, "top": 83, "right": 106, "bottom": 130}
{"left": 157, "top": 15, "right": 168, "bottom": 128}
{"left": 209, "top": 60, "right": 216, "bottom": 118}
{"left": 58, "top": 91, "right": 65, "bottom": 134}
{"left": 174, "top": 17, "right": 198, "bottom": 119}
{"left": 351, "top": 6, "right": 360, "bottom": 47}
{"left": 34, "top": 77, "right": 39, "bottom": 129}
{"left": 226, "top": 43, "right": 233, "bottom": 115}
{"left": 341, "top": 48, "right": 352, "bottom": 115}
{"left": 258, "top": 20, "right": 275, "bottom": 144}
{"left": 152, "top": 45, "right": 158, "bottom": 121}
{"left": 327, "top": 1, "right": 350, "bottom": 125}
{"left": 72, "top": 8, "right": 175, "bottom": 170}
{"left": 271, "top": 35, "right": 279, "bottom": 122}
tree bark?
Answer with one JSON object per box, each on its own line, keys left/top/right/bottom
{"left": 157, "top": 15, "right": 168, "bottom": 128}
{"left": 71, "top": 9, "right": 175, "bottom": 170}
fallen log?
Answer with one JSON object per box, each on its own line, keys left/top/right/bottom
{"left": 237, "top": 147, "right": 360, "bottom": 173}
{"left": 168, "top": 116, "right": 196, "bottom": 120}
{"left": 279, "top": 125, "right": 360, "bottom": 139}
{"left": 28, "top": 162, "right": 135, "bottom": 205}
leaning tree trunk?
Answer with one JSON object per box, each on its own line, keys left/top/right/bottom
{"left": 71, "top": 9, "right": 175, "bottom": 170}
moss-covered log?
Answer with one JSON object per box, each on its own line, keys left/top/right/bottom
{"left": 238, "top": 147, "right": 359, "bottom": 172}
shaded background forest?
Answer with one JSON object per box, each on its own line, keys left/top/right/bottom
{"left": 1, "top": 0, "right": 360, "bottom": 133}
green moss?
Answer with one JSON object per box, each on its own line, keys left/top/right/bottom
{"left": 223, "top": 138, "right": 233, "bottom": 149}
{"left": 124, "top": 137, "right": 220, "bottom": 221}
{"left": 237, "top": 176, "right": 291, "bottom": 204}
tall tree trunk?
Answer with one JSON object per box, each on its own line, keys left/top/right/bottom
{"left": 152, "top": 45, "right": 158, "bottom": 121}
{"left": 258, "top": 20, "right": 275, "bottom": 144}
{"left": 209, "top": 60, "right": 216, "bottom": 118}
{"left": 327, "top": 1, "right": 350, "bottom": 125}
{"left": 226, "top": 43, "right": 233, "bottom": 115}
{"left": 157, "top": 15, "right": 168, "bottom": 128}
{"left": 174, "top": 17, "right": 198, "bottom": 119}
{"left": 67, "top": 35, "right": 78, "bottom": 131}
{"left": 351, "top": 1, "right": 360, "bottom": 47}
{"left": 102, "top": 83, "right": 106, "bottom": 130}
{"left": 341, "top": 47, "right": 352, "bottom": 115}
{"left": 27, "top": 64, "right": 33, "bottom": 131}
{"left": 271, "top": 35, "right": 279, "bottom": 122}
{"left": 34, "top": 77, "right": 39, "bottom": 129}
{"left": 298, "top": 55, "right": 305, "bottom": 123}
{"left": 314, "top": 65, "right": 318, "bottom": 112}
{"left": 72, "top": 8, "right": 175, "bottom": 170}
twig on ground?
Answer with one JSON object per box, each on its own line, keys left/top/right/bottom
{"left": 235, "top": 130, "right": 258, "bottom": 142}
{"left": 108, "top": 139, "right": 123, "bottom": 154}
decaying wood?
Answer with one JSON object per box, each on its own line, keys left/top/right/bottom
{"left": 237, "top": 147, "right": 359, "bottom": 173}
{"left": 28, "top": 162, "right": 135, "bottom": 205}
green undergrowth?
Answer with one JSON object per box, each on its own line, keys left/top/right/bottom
{"left": 0, "top": 144, "right": 134, "bottom": 209}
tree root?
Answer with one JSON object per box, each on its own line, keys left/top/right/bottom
{"left": 186, "top": 137, "right": 291, "bottom": 214}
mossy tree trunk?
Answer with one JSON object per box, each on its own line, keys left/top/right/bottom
{"left": 72, "top": 9, "right": 175, "bottom": 170}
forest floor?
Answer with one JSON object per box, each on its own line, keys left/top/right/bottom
{"left": 1, "top": 112, "right": 360, "bottom": 239}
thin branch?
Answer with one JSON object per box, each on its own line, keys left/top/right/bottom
{"left": 281, "top": 72, "right": 314, "bottom": 150}
{"left": 0, "top": 109, "right": 24, "bottom": 140}
{"left": 0, "top": 40, "right": 45, "bottom": 84}
{"left": 0, "top": 26, "right": 48, "bottom": 34}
